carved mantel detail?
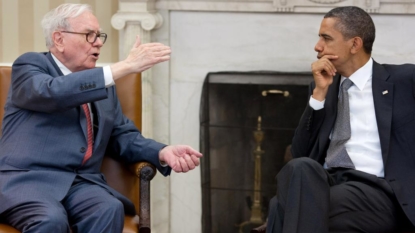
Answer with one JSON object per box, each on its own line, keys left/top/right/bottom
{"left": 111, "top": 12, "right": 162, "bottom": 31}
{"left": 156, "top": 0, "right": 415, "bottom": 14}
{"left": 308, "top": 0, "right": 347, "bottom": 3}
{"left": 273, "top": 0, "right": 380, "bottom": 13}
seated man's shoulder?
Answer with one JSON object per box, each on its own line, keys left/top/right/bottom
{"left": 12, "top": 52, "right": 51, "bottom": 72}
{"left": 381, "top": 63, "right": 415, "bottom": 73}
{"left": 15, "top": 51, "right": 48, "bottom": 61}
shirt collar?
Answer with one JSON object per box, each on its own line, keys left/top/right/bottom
{"left": 341, "top": 58, "right": 373, "bottom": 91}
{"left": 51, "top": 53, "right": 72, "bottom": 75}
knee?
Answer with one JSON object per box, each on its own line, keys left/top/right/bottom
{"left": 276, "top": 157, "right": 325, "bottom": 182}
{"left": 24, "top": 208, "right": 69, "bottom": 232}
{"left": 282, "top": 157, "right": 321, "bottom": 173}
{"left": 100, "top": 198, "right": 124, "bottom": 217}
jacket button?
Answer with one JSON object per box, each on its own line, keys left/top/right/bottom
{"left": 80, "top": 147, "right": 86, "bottom": 153}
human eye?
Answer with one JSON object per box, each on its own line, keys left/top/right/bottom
{"left": 87, "top": 31, "right": 97, "bottom": 42}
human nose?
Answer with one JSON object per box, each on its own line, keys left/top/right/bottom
{"left": 93, "top": 37, "right": 104, "bottom": 47}
{"left": 314, "top": 39, "right": 323, "bottom": 52}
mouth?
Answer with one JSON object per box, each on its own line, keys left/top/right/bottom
{"left": 91, "top": 53, "right": 100, "bottom": 59}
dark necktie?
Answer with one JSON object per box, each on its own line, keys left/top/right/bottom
{"left": 326, "top": 78, "right": 355, "bottom": 169}
{"left": 81, "top": 104, "right": 93, "bottom": 165}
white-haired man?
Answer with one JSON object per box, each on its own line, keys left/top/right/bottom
{"left": 0, "top": 3, "right": 202, "bottom": 232}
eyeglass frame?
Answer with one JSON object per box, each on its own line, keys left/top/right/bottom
{"left": 60, "top": 31, "right": 107, "bottom": 44}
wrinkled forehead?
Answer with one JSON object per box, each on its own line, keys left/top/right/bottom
{"left": 68, "top": 11, "right": 101, "bottom": 32}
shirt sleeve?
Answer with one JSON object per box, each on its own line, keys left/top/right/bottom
{"left": 309, "top": 95, "right": 325, "bottom": 110}
{"left": 103, "top": 66, "right": 115, "bottom": 87}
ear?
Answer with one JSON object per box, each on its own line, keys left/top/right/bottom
{"left": 350, "top": 37, "right": 363, "bottom": 54}
{"left": 52, "top": 31, "right": 65, "bottom": 52}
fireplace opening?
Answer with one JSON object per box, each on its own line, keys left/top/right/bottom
{"left": 200, "top": 71, "right": 313, "bottom": 233}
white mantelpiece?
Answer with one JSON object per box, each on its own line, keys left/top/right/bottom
{"left": 156, "top": 0, "right": 415, "bottom": 14}
{"left": 113, "top": 1, "right": 415, "bottom": 233}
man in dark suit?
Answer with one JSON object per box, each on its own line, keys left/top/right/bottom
{"left": 266, "top": 6, "right": 415, "bottom": 233}
{"left": 0, "top": 3, "right": 202, "bottom": 233}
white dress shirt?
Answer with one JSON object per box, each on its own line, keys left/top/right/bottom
{"left": 310, "top": 58, "right": 384, "bottom": 177}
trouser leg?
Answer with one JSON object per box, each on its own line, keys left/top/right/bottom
{"left": 328, "top": 170, "right": 400, "bottom": 233}
{"left": 62, "top": 177, "right": 124, "bottom": 233}
{"left": 3, "top": 199, "right": 70, "bottom": 233}
{"left": 267, "top": 157, "right": 332, "bottom": 233}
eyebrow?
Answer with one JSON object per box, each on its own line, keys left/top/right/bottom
{"left": 319, "top": 33, "right": 333, "bottom": 39}
{"left": 85, "top": 28, "right": 103, "bottom": 33}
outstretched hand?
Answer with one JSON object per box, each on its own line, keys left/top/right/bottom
{"left": 159, "top": 145, "right": 203, "bottom": 173}
{"left": 125, "top": 35, "right": 171, "bottom": 73}
{"left": 111, "top": 35, "right": 171, "bottom": 80}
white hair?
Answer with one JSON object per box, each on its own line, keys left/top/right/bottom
{"left": 41, "top": 3, "right": 92, "bottom": 49}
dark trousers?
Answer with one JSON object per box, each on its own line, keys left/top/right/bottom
{"left": 2, "top": 176, "right": 124, "bottom": 233}
{"left": 266, "top": 157, "right": 413, "bottom": 233}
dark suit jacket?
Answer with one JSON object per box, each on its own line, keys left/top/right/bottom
{"left": 291, "top": 60, "right": 415, "bottom": 225}
{"left": 0, "top": 52, "right": 171, "bottom": 215}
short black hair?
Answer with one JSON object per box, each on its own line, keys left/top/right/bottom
{"left": 324, "top": 6, "right": 375, "bottom": 54}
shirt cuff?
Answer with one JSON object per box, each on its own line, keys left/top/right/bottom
{"left": 160, "top": 160, "right": 168, "bottom": 167}
{"left": 309, "top": 95, "right": 325, "bottom": 110}
{"left": 103, "top": 66, "right": 115, "bottom": 87}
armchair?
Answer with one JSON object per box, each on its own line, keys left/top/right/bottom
{"left": 0, "top": 66, "right": 156, "bottom": 233}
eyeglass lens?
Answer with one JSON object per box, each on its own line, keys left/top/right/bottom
{"left": 87, "top": 32, "right": 107, "bottom": 44}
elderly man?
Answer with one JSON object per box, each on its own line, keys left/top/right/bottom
{"left": 0, "top": 3, "right": 202, "bottom": 233}
{"left": 266, "top": 6, "right": 415, "bottom": 233}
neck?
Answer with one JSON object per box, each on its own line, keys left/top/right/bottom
{"left": 338, "top": 54, "right": 371, "bottom": 78}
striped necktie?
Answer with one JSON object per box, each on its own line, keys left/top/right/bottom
{"left": 81, "top": 104, "right": 93, "bottom": 165}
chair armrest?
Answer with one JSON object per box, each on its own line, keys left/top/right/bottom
{"left": 129, "top": 162, "right": 156, "bottom": 233}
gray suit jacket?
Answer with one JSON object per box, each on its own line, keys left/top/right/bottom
{"left": 291, "top": 60, "right": 415, "bottom": 225}
{"left": 0, "top": 52, "right": 171, "bottom": 215}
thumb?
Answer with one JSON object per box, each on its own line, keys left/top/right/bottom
{"left": 133, "top": 35, "right": 141, "bottom": 48}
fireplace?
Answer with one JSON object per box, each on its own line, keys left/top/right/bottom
{"left": 199, "top": 71, "right": 313, "bottom": 233}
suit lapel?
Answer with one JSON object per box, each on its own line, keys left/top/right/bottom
{"left": 46, "top": 52, "right": 89, "bottom": 142}
{"left": 92, "top": 102, "right": 103, "bottom": 150}
{"left": 372, "top": 61, "right": 394, "bottom": 163}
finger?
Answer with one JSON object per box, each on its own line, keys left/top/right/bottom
{"left": 170, "top": 158, "right": 182, "bottom": 172}
{"left": 316, "top": 59, "right": 336, "bottom": 76}
{"left": 321, "top": 54, "right": 338, "bottom": 60}
{"left": 190, "top": 154, "right": 200, "bottom": 166}
{"left": 184, "top": 154, "right": 196, "bottom": 170}
{"left": 142, "top": 42, "right": 167, "bottom": 47}
{"left": 133, "top": 35, "right": 141, "bottom": 48}
{"left": 172, "top": 164, "right": 182, "bottom": 173}
{"left": 152, "top": 50, "right": 171, "bottom": 58}
{"left": 185, "top": 146, "right": 203, "bottom": 157}
{"left": 322, "top": 63, "right": 336, "bottom": 76}
{"left": 179, "top": 157, "right": 189, "bottom": 172}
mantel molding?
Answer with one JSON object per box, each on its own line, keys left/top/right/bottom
{"left": 111, "top": 12, "right": 163, "bottom": 31}
{"left": 111, "top": 1, "right": 163, "bottom": 31}
{"left": 155, "top": 0, "right": 415, "bottom": 14}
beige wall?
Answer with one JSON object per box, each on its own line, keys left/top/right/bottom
{"left": 0, "top": 0, "right": 119, "bottom": 64}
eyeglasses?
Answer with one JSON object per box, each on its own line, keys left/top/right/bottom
{"left": 61, "top": 31, "right": 107, "bottom": 44}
